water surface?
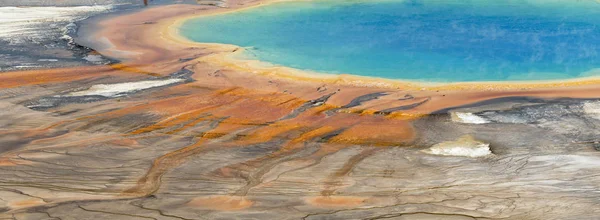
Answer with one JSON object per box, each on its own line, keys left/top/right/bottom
{"left": 181, "top": 0, "right": 600, "bottom": 82}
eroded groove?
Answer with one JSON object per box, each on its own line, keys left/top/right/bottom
{"left": 375, "top": 97, "right": 431, "bottom": 115}
{"left": 232, "top": 141, "right": 322, "bottom": 196}
{"left": 320, "top": 148, "right": 380, "bottom": 196}
{"left": 340, "top": 92, "right": 389, "bottom": 109}
{"left": 279, "top": 92, "right": 336, "bottom": 121}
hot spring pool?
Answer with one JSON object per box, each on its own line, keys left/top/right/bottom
{"left": 180, "top": 0, "right": 600, "bottom": 82}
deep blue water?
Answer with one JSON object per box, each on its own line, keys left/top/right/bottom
{"left": 180, "top": 0, "right": 600, "bottom": 82}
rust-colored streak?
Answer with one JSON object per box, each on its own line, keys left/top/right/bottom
{"left": 8, "top": 199, "right": 46, "bottom": 210}
{"left": 129, "top": 110, "right": 211, "bottom": 135}
{"left": 109, "top": 63, "right": 161, "bottom": 76}
{"left": 305, "top": 196, "right": 368, "bottom": 208}
{"left": 328, "top": 119, "right": 415, "bottom": 147}
{"left": 187, "top": 196, "right": 253, "bottom": 211}
{"left": 0, "top": 66, "right": 109, "bottom": 89}
{"left": 0, "top": 63, "right": 162, "bottom": 90}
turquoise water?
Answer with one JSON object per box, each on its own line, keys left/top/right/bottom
{"left": 181, "top": 0, "right": 600, "bottom": 82}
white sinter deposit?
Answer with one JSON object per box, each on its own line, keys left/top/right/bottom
{"left": 583, "top": 101, "right": 600, "bottom": 120}
{"left": 422, "top": 135, "right": 492, "bottom": 157}
{"left": 64, "top": 79, "right": 184, "bottom": 97}
{"left": 451, "top": 112, "right": 489, "bottom": 124}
